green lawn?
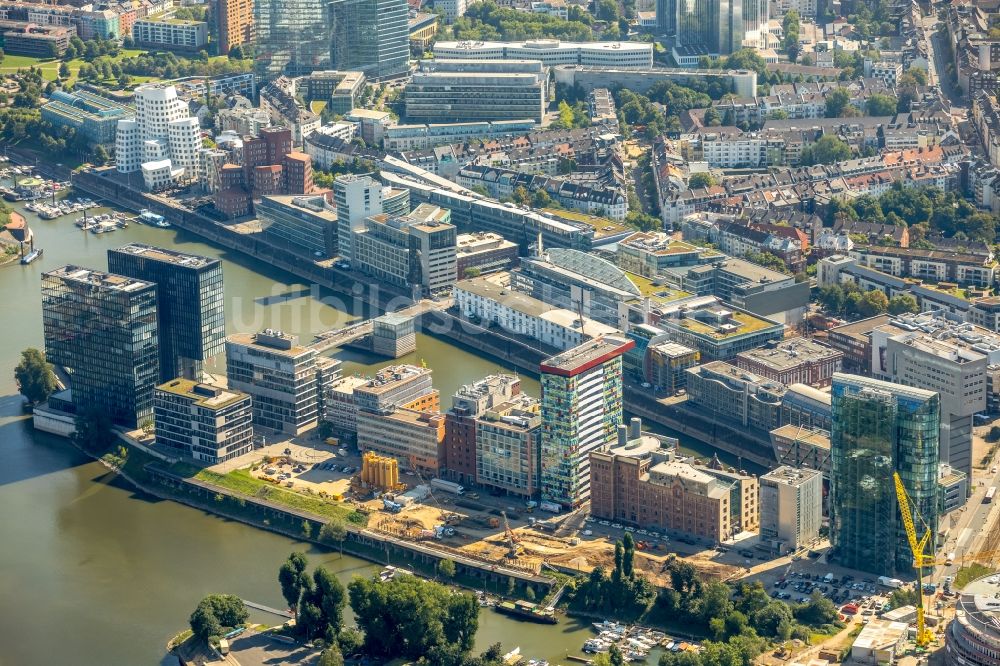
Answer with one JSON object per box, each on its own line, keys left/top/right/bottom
{"left": 192, "top": 467, "right": 366, "bottom": 524}
{"left": 0, "top": 49, "right": 147, "bottom": 84}
{"left": 954, "top": 563, "right": 996, "bottom": 589}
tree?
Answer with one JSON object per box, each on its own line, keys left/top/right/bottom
{"left": 857, "top": 289, "right": 889, "bottom": 317}
{"left": 703, "top": 106, "right": 722, "bottom": 126}
{"left": 622, "top": 533, "right": 635, "bottom": 579}
{"left": 689, "top": 172, "right": 716, "bottom": 189}
{"left": 349, "top": 575, "right": 479, "bottom": 661}
{"left": 93, "top": 145, "right": 110, "bottom": 165}
{"left": 189, "top": 603, "right": 222, "bottom": 641}
{"left": 825, "top": 87, "right": 852, "bottom": 118}
{"left": 555, "top": 99, "right": 575, "bottom": 129}
{"left": 794, "top": 590, "right": 840, "bottom": 627}
{"left": 531, "top": 188, "right": 554, "bottom": 209}
{"left": 309, "top": 566, "right": 346, "bottom": 637}
{"left": 319, "top": 520, "right": 348, "bottom": 555}
{"left": 799, "top": 135, "right": 851, "bottom": 166}
{"left": 888, "top": 586, "right": 919, "bottom": 609}
{"left": 438, "top": 558, "right": 457, "bottom": 580}
{"left": 318, "top": 644, "right": 345, "bottom": 666}
{"left": 782, "top": 10, "right": 800, "bottom": 60}
{"left": 58, "top": 62, "right": 70, "bottom": 79}
{"left": 14, "top": 347, "right": 57, "bottom": 405}
{"left": 278, "top": 552, "right": 310, "bottom": 618}
{"left": 888, "top": 294, "right": 919, "bottom": 315}
{"left": 189, "top": 594, "right": 249, "bottom": 641}
{"left": 595, "top": 0, "right": 619, "bottom": 20}
{"left": 865, "top": 93, "right": 897, "bottom": 116}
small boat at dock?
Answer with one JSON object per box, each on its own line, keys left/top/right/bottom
{"left": 20, "top": 248, "right": 42, "bottom": 264}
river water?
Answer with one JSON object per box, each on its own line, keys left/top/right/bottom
{"left": 0, "top": 198, "right": 733, "bottom": 665}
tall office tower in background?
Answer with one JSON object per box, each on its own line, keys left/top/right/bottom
{"left": 830, "top": 373, "right": 940, "bottom": 576}
{"left": 539, "top": 336, "right": 633, "bottom": 508}
{"left": 329, "top": 0, "right": 409, "bottom": 80}
{"left": 253, "top": 0, "right": 332, "bottom": 79}
{"left": 335, "top": 174, "right": 384, "bottom": 262}
{"left": 108, "top": 244, "right": 225, "bottom": 383}
{"left": 214, "top": 0, "right": 254, "bottom": 56}
{"left": 675, "top": 0, "right": 769, "bottom": 56}
{"left": 657, "top": 0, "right": 676, "bottom": 34}
{"left": 41, "top": 266, "right": 160, "bottom": 427}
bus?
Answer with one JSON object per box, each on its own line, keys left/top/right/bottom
{"left": 986, "top": 486, "right": 997, "bottom": 503}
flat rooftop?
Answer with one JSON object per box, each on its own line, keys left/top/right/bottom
{"left": 44, "top": 265, "right": 155, "bottom": 293}
{"left": 761, "top": 465, "right": 822, "bottom": 486}
{"left": 541, "top": 335, "right": 633, "bottom": 376}
{"left": 673, "top": 305, "right": 781, "bottom": 340}
{"left": 769, "top": 424, "right": 831, "bottom": 450}
{"left": 155, "top": 378, "right": 247, "bottom": 410}
{"left": 828, "top": 314, "right": 892, "bottom": 342}
{"left": 111, "top": 243, "right": 218, "bottom": 269}
{"left": 619, "top": 231, "right": 704, "bottom": 256}
{"left": 435, "top": 39, "right": 652, "bottom": 52}
{"left": 260, "top": 195, "right": 339, "bottom": 221}
{"left": 457, "top": 276, "right": 551, "bottom": 318}
{"left": 737, "top": 337, "right": 842, "bottom": 371}
{"left": 541, "top": 208, "right": 629, "bottom": 240}
{"left": 357, "top": 365, "right": 432, "bottom": 395}
{"left": 227, "top": 330, "right": 311, "bottom": 357}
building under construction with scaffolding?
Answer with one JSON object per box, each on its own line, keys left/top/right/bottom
{"left": 830, "top": 374, "right": 940, "bottom": 576}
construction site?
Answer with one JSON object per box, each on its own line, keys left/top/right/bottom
{"left": 352, "top": 450, "right": 739, "bottom": 585}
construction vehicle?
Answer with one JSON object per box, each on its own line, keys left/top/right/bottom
{"left": 501, "top": 510, "right": 521, "bottom": 559}
{"left": 893, "top": 472, "right": 936, "bottom": 647}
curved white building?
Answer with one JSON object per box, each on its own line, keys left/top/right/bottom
{"left": 116, "top": 84, "right": 201, "bottom": 189}
{"left": 433, "top": 39, "right": 654, "bottom": 69}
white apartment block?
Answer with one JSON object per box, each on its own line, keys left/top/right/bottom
{"left": 116, "top": 85, "right": 201, "bottom": 190}
{"left": 132, "top": 19, "right": 208, "bottom": 50}
{"left": 769, "top": 0, "right": 815, "bottom": 19}
{"left": 455, "top": 277, "right": 618, "bottom": 351}
{"left": 436, "top": 0, "right": 467, "bottom": 20}
{"left": 433, "top": 39, "right": 653, "bottom": 69}
{"left": 868, "top": 61, "right": 903, "bottom": 88}
{"left": 334, "top": 174, "right": 384, "bottom": 263}
{"left": 759, "top": 466, "right": 823, "bottom": 554}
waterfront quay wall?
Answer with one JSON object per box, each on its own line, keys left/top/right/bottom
{"left": 71, "top": 170, "right": 782, "bottom": 470}
{"left": 142, "top": 463, "right": 555, "bottom": 594}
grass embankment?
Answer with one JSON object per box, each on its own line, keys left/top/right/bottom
{"left": 187, "top": 466, "right": 367, "bottom": 525}
{"left": 954, "top": 564, "right": 996, "bottom": 589}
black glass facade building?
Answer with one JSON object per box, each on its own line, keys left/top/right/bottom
{"left": 107, "top": 244, "right": 225, "bottom": 382}
{"left": 830, "top": 373, "right": 940, "bottom": 576}
{"left": 41, "top": 266, "right": 159, "bottom": 427}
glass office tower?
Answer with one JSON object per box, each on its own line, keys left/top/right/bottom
{"left": 108, "top": 244, "right": 224, "bottom": 382}
{"left": 675, "top": 0, "right": 768, "bottom": 55}
{"left": 830, "top": 374, "right": 940, "bottom": 576}
{"left": 42, "top": 265, "right": 159, "bottom": 427}
{"left": 329, "top": 0, "right": 409, "bottom": 80}
{"left": 254, "top": 0, "right": 333, "bottom": 79}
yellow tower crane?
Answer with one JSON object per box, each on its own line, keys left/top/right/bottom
{"left": 893, "top": 471, "right": 935, "bottom": 647}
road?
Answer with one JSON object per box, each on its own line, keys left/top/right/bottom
{"left": 925, "top": 9, "right": 963, "bottom": 109}
{"left": 937, "top": 446, "right": 1000, "bottom": 581}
